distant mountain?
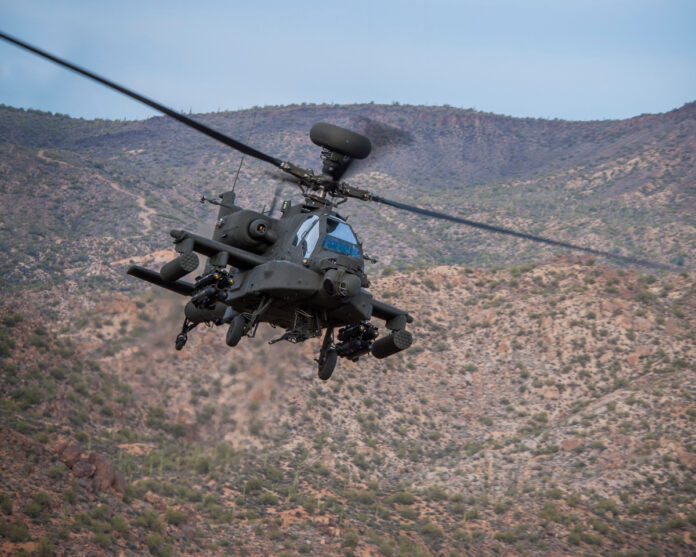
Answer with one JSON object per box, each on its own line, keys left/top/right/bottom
{"left": 0, "top": 101, "right": 694, "bottom": 290}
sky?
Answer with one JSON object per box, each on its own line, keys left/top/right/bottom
{"left": 0, "top": 0, "right": 694, "bottom": 121}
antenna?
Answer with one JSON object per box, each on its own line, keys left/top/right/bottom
{"left": 232, "top": 111, "right": 258, "bottom": 192}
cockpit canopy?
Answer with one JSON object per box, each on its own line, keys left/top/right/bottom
{"left": 323, "top": 216, "right": 360, "bottom": 257}
{"left": 293, "top": 215, "right": 320, "bottom": 258}
{"left": 292, "top": 215, "right": 361, "bottom": 259}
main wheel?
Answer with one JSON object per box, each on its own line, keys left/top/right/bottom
{"left": 318, "top": 349, "right": 338, "bottom": 381}
{"left": 225, "top": 315, "right": 245, "bottom": 347}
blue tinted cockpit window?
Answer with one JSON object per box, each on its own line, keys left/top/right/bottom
{"left": 323, "top": 217, "right": 361, "bottom": 258}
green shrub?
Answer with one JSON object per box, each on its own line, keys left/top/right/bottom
{"left": 91, "top": 505, "right": 109, "bottom": 520}
{"left": 164, "top": 508, "right": 186, "bottom": 525}
{"left": 146, "top": 406, "right": 167, "bottom": 430}
{"left": 419, "top": 520, "right": 442, "bottom": 539}
{"left": 263, "top": 463, "right": 282, "bottom": 482}
{"left": 249, "top": 418, "right": 263, "bottom": 436}
{"left": 20, "top": 386, "right": 43, "bottom": 408}
{"left": 194, "top": 458, "right": 210, "bottom": 475}
{"left": 196, "top": 405, "right": 215, "bottom": 424}
{"left": 33, "top": 492, "right": 51, "bottom": 507}
{"left": 144, "top": 532, "right": 173, "bottom": 557}
{"left": 352, "top": 453, "right": 369, "bottom": 470}
{"left": 244, "top": 478, "right": 262, "bottom": 493}
{"left": 24, "top": 501, "right": 43, "bottom": 519}
{"left": 3, "top": 313, "right": 23, "bottom": 327}
{"left": 63, "top": 490, "right": 77, "bottom": 505}
{"left": 400, "top": 507, "right": 419, "bottom": 520}
{"left": 36, "top": 536, "right": 55, "bottom": 557}
{"left": 425, "top": 486, "right": 448, "bottom": 501}
{"left": 111, "top": 515, "right": 128, "bottom": 534}
{"left": 46, "top": 466, "right": 64, "bottom": 480}
{"left": 0, "top": 493, "right": 11, "bottom": 515}
{"left": 464, "top": 508, "right": 480, "bottom": 520}
{"left": 546, "top": 488, "right": 563, "bottom": 499}
{"left": 94, "top": 532, "right": 112, "bottom": 547}
{"left": 302, "top": 496, "right": 317, "bottom": 514}
{"left": 636, "top": 290, "right": 655, "bottom": 303}
{"left": 25, "top": 491, "right": 51, "bottom": 520}
{"left": 4, "top": 519, "right": 29, "bottom": 542}
{"left": 595, "top": 497, "right": 619, "bottom": 515}
{"left": 390, "top": 491, "right": 415, "bottom": 505}
{"left": 343, "top": 529, "right": 359, "bottom": 547}
{"left": 134, "top": 509, "right": 163, "bottom": 532}
{"left": 494, "top": 500, "right": 512, "bottom": 514}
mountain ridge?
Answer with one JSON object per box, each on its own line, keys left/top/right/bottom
{"left": 1, "top": 99, "right": 694, "bottom": 291}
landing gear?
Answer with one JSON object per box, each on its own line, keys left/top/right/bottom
{"left": 317, "top": 326, "right": 337, "bottom": 381}
{"left": 318, "top": 349, "right": 337, "bottom": 381}
{"left": 174, "top": 318, "right": 197, "bottom": 351}
{"left": 175, "top": 334, "right": 187, "bottom": 351}
{"left": 226, "top": 314, "right": 246, "bottom": 347}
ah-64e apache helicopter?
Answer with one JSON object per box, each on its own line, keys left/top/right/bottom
{"left": 0, "top": 32, "right": 669, "bottom": 380}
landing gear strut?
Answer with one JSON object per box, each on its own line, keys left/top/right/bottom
{"left": 175, "top": 318, "right": 198, "bottom": 351}
{"left": 226, "top": 296, "right": 272, "bottom": 347}
{"left": 317, "top": 326, "right": 337, "bottom": 381}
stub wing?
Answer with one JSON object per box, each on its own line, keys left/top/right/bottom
{"left": 127, "top": 265, "right": 194, "bottom": 297}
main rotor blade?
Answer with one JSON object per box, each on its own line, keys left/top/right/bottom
{"left": 0, "top": 31, "right": 283, "bottom": 168}
{"left": 372, "top": 196, "right": 672, "bottom": 270}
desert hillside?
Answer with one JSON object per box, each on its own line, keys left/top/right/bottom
{"left": 1, "top": 101, "right": 695, "bottom": 555}
{"left": 1, "top": 258, "right": 694, "bottom": 555}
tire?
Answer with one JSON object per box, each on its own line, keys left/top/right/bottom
{"left": 318, "top": 349, "right": 338, "bottom": 381}
{"left": 225, "top": 315, "right": 245, "bottom": 347}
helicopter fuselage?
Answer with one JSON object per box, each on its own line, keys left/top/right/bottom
{"left": 127, "top": 190, "right": 413, "bottom": 371}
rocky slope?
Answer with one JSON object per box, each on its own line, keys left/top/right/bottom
{"left": 1, "top": 258, "right": 694, "bottom": 555}
{"left": 2, "top": 101, "right": 695, "bottom": 555}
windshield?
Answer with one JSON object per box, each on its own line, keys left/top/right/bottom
{"left": 293, "top": 215, "right": 320, "bottom": 257}
{"left": 323, "top": 216, "right": 361, "bottom": 258}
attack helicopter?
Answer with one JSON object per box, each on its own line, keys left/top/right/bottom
{"left": 0, "top": 31, "right": 670, "bottom": 380}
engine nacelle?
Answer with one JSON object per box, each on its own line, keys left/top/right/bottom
{"left": 214, "top": 210, "right": 277, "bottom": 253}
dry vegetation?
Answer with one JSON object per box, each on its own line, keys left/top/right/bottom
{"left": 1, "top": 259, "right": 695, "bottom": 555}
{"left": 1, "top": 102, "right": 695, "bottom": 555}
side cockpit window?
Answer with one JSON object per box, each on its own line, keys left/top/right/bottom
{"left": 293, "top": 215, "right": 320, "bottom": 258}
{"left": 323, "top": 216, "right": 361, "bottom": 258}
